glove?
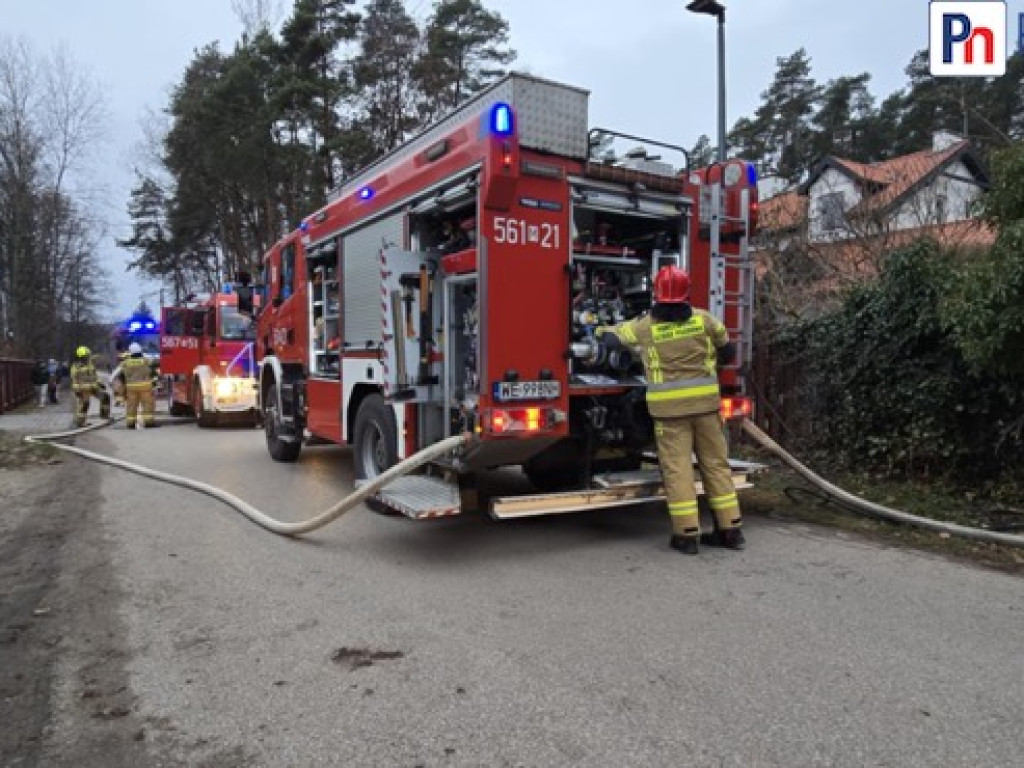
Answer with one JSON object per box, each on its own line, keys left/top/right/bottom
{"left": 716, "top": 341, "right": 736, "bottom": 366}
{"left": 598, "top": 331, "right": 623, "bottom": 351}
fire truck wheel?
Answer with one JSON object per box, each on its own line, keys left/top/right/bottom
{"left": 168, "top": 401, "right": 190, "bottom": 417}
{"left": 193, "top": 378, "right": 218, "bottom": 428}
{"left": 168, "top": 382, "right": 190, "bottom": 417}
{"left": 353, "top": 394, "right": 398, "bottom": 481}
{"left": 263, "top": 383, "right": 301, "bottom": 463}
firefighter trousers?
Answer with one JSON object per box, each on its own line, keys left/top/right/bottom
{"left": 655, "top": 412, "right": 742, "bottom": 537}
{"left": 125, "top": 387, "right": 155, "bottom": 428}
{"left": 73, "top": 386, "right": 111, "bottom": 428}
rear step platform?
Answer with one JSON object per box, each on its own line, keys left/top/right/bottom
{"left": 491, "top": 461, "right": 763, "bottom": 520}
{"left": 373, "top": 476, "right": 461, "bottom": 520}
{"left": 369, "top": 459, "right": 766, "bottom": 521}
{"left": 595, "top": 459, "right": 763, "bottom": 490}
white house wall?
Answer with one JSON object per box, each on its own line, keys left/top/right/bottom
{"left": 808, "top": 169, "right": 862, "bottom": 242}
{"left": 891, "top": 159, "right": 982, "bottom": 230}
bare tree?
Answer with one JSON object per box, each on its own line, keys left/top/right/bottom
{"left": 232, "top": 0, "right": 285, "bottom": 37}
{"left": 0, "top": 36, "right": 110, "bottom": 358}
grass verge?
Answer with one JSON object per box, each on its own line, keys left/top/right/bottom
{"left": 0, "top": 430, "right": 62, "bottom": 470}
{"left": 738, "top": 451, "right": 1024, "bottom": 575}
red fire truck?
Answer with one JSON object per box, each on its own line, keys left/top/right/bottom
{"left": 161, "top": 291, "right": 259, "bottom": 427}
{"left": 256, "top": 74, "right": 758, "bottom": 518}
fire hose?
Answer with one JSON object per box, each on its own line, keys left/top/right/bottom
{"left": 742, "top": 419, "right": 1024, "bottom": 550}
{"left": 22, "top": 415, "right": 1024, "bottom": 548}
{"left": 24, "top": 419, "right": 469, "bottom": 537}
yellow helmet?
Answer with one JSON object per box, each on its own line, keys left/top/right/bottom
{"left": 75, "top": 345, "right": 91, "bottom": 358}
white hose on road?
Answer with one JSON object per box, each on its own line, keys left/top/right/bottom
{"left": 25, "top": 420, "right": 470, "bottom": 537}
{"left": 742, "top": 419, "right": 1024, "bottom": 550}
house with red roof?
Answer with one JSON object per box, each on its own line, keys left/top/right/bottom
{"left": 754, "top": 133, "right": 994, "bottom": 317}
{"left": 760, "top": 132, "right": 993, "bottom": 252}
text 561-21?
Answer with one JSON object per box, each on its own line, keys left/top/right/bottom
{"left": 492, "top": 217, "right": 561, "bottom": 250}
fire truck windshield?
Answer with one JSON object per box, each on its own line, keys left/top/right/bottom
{"left": 220, "top": 307, "right": 255, "bottom": 341}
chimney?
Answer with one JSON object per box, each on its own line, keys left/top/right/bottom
{"left": 933, "top": 130, "right": 962, "bottom": 152}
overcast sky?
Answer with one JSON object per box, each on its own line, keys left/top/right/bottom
{"left": 3, "top": 0, "right": 936, "bottom": 320}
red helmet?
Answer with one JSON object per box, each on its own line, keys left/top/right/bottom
{"left": 654, "top": 266, "right": 691, "bottom": 304}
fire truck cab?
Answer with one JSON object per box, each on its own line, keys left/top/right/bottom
{"left": 257, "top": 73, "right": 759, "bottom": 518}
{"left": 161, "top": 291, "right": 259, "bottom": 427}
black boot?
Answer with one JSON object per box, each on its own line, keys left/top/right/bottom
{"left": 700, "top": 528, "right": 746, "bottom": 550}
{"left": 670, "top": 535, "right": 699, "bottom": 555}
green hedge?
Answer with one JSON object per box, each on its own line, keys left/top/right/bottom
{"left": 780, "top": 241, "right": 1023, "bottom": 481}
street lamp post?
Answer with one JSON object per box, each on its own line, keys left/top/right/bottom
{"left": 686, "top": 0, "right": 727, "bottom": 162}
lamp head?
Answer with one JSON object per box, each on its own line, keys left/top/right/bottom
{"left": 686, "top": 0, "right": 725, "bottom": 18}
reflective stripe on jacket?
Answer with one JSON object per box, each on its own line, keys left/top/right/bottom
{"left": 122, "top": 356, "right": 153, "bottom": 391}
{"left": 606, "top": 309, "right": 729, "bottom": 418}
{"left": 71, "top": 362, "right": 98, "bottom": 392}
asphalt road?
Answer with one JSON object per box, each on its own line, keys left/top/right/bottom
{"left": 10, "top": 414, "right": 1024, "bottom": 767}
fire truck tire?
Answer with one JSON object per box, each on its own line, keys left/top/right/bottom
{"left": 168, "top": 400, "right": 190, "bottom": 417}
{"left": 193, "top": 378, "right": 218, "bottom": 428}
{"left": 353, "top": 394, "right": 398, "bottom": 481}
{"left": 168, "top": 381, "right": 190, "bottom": 417}
{"left": 263, "top": 383, "right": 301, "bottom": 463}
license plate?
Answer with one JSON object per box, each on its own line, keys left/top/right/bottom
{"left": 493, "top": 380, "right": 561, "bottom": 402}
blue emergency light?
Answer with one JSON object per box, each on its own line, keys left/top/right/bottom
{"left": 358, "top": 186, "right": 374, "bottom": 201}
{"left": 129, "top": 321, "right": 142, "bottom": 332}
{"left": 491, "top": 103, "right": 514, "bottom": 136}
{"left": 747, "top": 163, "right": 758, "bottom": 187}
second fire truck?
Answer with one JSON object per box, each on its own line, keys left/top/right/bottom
{"left": 161, "top": 290, "right": 260, "bottom": 427}
{"left": 256, "top": 73, "right": 759, "bottom": 518}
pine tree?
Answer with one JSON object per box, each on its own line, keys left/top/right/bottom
{"left": 119, "top": 175, "right": 192, "bottom": 302}
{"left": 858, "top": 91, "right": 904, "bottom": 162}
{"left": 727, "top": 117, "right": 770, "bottom": 173}
{"left": 894, "top": 50, "right": 979, "bottom": 155}
{"left": 415, "top": 0, "right": 515, "bottom": 121}
{"left": 811, "top": 73, "right": 874, "bottom": 161}
{"left": 688, "top": 134, "right": 715, "bottom": 169}
{"left": 278, "top": 0, "right": 361, "bottom": 190}
{"left": 753, "top": 49, "right": 820, "bottom": 184}
{"left": 974, "top": 51, "right": 1024, "bottom": 151}
{"left": 352, "top": 0, "right": 421, "bottom": 154}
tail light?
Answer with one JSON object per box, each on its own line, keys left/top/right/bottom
{"left": 482, "top": 407, "right": 548, "bottom": 434}
{"left": 720, "top": 396, "right": 752, "bottom": 420}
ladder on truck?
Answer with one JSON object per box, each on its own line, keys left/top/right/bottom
{"left": 706, "top": 180, "right": 754, "bottom": 393}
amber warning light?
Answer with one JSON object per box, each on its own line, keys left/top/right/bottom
{"left": 720, "top": 397, "right": 752, "bottom": 420}
{"left": 483, "top": 407, "right": 547, "bottom": 434}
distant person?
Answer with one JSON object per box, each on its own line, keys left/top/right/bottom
{"left": 122, "top": 342, "right": 157, "bottom": 429}
{"left": 46, "top": 358, "right": 59, "bottom": 404}
{"left": 70, "top": 346, "right": 111, "bottom": 428}
{"left": 32, "top": 360, "right": 49, "bottom": 407}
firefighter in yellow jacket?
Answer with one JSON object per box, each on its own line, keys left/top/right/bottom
{"left": 122, "top": 342, "right": 158, "bottom": 428}
{"left": 70, "top": 346, "right": 111, "bottom": 428}
{"left": 599, "top": 266, "right": 744, "bottom": 555}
